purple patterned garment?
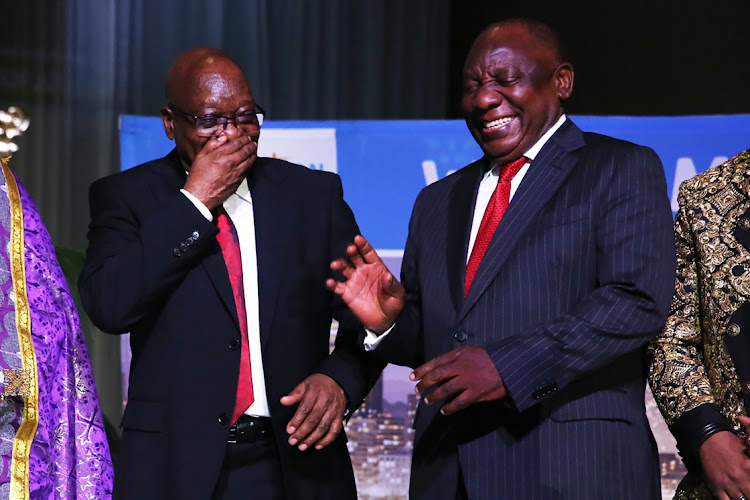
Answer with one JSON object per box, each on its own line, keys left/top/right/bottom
{"left": 0, "top": 167, "right": 113, "bottom": 498}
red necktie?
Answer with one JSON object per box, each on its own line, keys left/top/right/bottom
{"left": 464, "top": 157, "right": 527, "bottom": 297}
{"left": 216, "top": 211, "right": 254, "bottom": 423}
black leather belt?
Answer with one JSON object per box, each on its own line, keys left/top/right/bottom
{"left": 227, "top": 415, "right": 274, "bottom": 444}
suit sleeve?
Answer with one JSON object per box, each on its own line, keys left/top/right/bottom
{"left": 78, "top": 175, "right": 219, "bottom": 334}
{"left": 647, "top": 181, "right": 732, "bottom": 470}
{"left": 489, "top": 145, "right": 676, "bottom": 413}
{"left": 314, "top": 175, "right": 385, "bottom": 415}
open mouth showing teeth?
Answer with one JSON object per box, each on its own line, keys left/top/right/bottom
{"left": 484, "top": 116, "right": 515, "bottom": 129}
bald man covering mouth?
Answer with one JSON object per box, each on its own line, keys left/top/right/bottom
{"left": 79, "top": 47, "right": 382, "bottom": 500}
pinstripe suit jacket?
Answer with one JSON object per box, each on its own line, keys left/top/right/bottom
{"left": 375, "top": 119, "right": 676, "bottom": 499}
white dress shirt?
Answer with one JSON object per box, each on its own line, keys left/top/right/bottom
{"left": 364, "top": 114, "right": 568, "bottom": 350}
{"left": 182, "top": 180, "right": 270, "bottom": 417}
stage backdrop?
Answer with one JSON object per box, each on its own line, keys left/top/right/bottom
{"left": 120, "top": 114, "right": 750, "bottom": 500}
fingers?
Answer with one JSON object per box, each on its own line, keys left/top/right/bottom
{"left": 203, "top": 134, "right": 228, "bottom": 151}
{"left": 440, "top": 390, "right": 474, "bottom": 416}
{"left": 325, "top": 277, "right": 339, "bottom": 293}
{"left": 330, "top": 256, "right": 356, "bottom": 280}
{"left": 199, "top": 135, "right": 255, "bottom": 166}
{"left": 282, "top": 375, "right": 346, "bottom": 451}
{"left": 286, "top": 392, "right": 341, "bottom": 451}
{"left": 287, "top": 399, "right": 330, "bottom": 451}
{"left": 415, "top": 363, "right": 456, "bottom": 396}
{"left": 411, "top": 349, "right": 459, "bottom": 384}
{"left": 300, "top": 407, "right": 343, "bottom": 451}
{"left": 346, "top": 241, "right": 366, "bottom": 268}
{"left": 280, "top": 383, "right": 305, "bottom": 408}
{"left": 331, "top": 235, "right": 388, "bottom": 275}
{"left": 353, "top": 235, "right": 380, "bottom": 264}
{"left": 423, "top": 376, "right": 463, "bottom": 405}
{"left": 314, "top": 416, "right": 343, "bottom": 450}
{"left": 380, "top": 270, "right": 404, "bottom": 297}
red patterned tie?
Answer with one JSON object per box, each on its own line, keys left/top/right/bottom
{"left": 464, "top": 157, "right": 527, "bottom": 297}
{"left": 216, "top": 211, "right": 254, "bottom": 423}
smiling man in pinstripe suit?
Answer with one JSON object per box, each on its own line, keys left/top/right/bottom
{"left": 329, "top": 19, "right": 675, "bottom": 499}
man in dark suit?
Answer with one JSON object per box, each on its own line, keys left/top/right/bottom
{"left": 329, "top": 19, "right": 675, "bottom": 499}
{"left": 79, "top": 47, "right": 380, "bottom": 499}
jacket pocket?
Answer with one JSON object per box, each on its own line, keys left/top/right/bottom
{"left": 549, "top": 389, "right": 634, "bottom": 424}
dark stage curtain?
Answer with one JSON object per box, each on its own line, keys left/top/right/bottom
{"left": 0, "top": 0, "right": 451, "bottom": 430}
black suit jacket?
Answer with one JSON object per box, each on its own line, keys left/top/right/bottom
{"left": 373, "top": 120, "right": 676, "bottom": 499}
{"left": 79, "top": 151, "right": 380, "bottom": 499}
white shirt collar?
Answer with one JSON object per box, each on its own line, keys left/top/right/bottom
{"left": 524, "top": 114, "right": 567, "bottom": 161}
{"left": 232, "top": 178, "right": 252, "bottom": 204}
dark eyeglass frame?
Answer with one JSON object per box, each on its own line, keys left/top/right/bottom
{"left": 168, "top": 103, "right": 266, "bottom": 136}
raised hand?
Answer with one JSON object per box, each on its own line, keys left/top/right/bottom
{"left": 183, "top": 134, "right": 257, "bottom": 210}
{"left": 327, "top": 235, "right": 405, "bottom": 334}
{"left": 411, "top": 346, "right": 507, "bottom": 415}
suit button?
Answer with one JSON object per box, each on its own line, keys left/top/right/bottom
{"left": 180, "top": 243, "right": 188, "bottom": 252}
{"left": 454, "top": 330, "right": 468, "bottom": 342}
{"left": 218, "top": 413, "right": 229, "bottom": 425}
{"left": 173, "top": 248, "right": 181, "bottom": 257}
{"left": 740, "top": 217, "right": 750, "bottom": 231}
{"left": 728, "top": 323, "right": 741, "bottom": 337}
{"left": 229, "top": 339, "right": 240, "bottom": 350}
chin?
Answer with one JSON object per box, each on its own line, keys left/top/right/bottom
{"left": 483, "top": 143, "right": 520, "bottom": 161}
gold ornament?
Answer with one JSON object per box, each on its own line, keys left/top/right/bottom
{"left": 0, "top": 107, "right": 30, "bottom": 155}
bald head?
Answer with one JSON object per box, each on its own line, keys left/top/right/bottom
{"left": 475, "top": 19, "right": 568, "bottom": 68}
{"left": 165, "top": 47, "right": 250, "bottom": 109}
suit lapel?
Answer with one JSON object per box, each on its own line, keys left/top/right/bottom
{"left": 248, "top": 159, "right": 289, "bottom": 352}
{"left": 457, "top": 120, "right": 585, "bottom": 323}
{"left": 446, "top": 160, "right": 485, "bottom": 312}
{"left": 150, "top": 150, "right": 240, "bottom": 330}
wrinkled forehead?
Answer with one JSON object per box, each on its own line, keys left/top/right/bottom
{"left": 464, "top": 29, "right": 555, "bottom": 75}
{"left": 174, "top": 62, "right": 252, "bottom": 109}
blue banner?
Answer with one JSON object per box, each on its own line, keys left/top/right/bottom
{"left": 120, "top": 114, "right": 750, "bottom": 250}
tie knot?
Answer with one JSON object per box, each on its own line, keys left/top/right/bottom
{"left": 216, "top": 211, "right": 232, "bottom": 233}
{"left": 499, "top": 157, "right": 527, "bottom": 183}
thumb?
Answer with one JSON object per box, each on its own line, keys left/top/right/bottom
{"left": 280, "top": 383, "right": 306, "bottom": 406}
{"left": 380, "top": 271, "right": 404, "bottom": 297}
{"left": 739, "top": 415, "right": 750, "bottom": 428}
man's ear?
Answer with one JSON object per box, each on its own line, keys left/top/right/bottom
{"left": 555, "top": 63, "right": 574, "bottom": 101}
{"left": 161, "top": 107, "right": 175, "bottom": 140}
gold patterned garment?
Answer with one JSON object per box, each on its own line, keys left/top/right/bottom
{"left": 648, "top": 150, "right": 750, "bottom": 499}
{"left": 0, "top": 157, "right": 113, "bottom": 498}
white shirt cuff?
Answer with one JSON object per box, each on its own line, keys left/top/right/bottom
{"left": 363, "top": 323, "right": 396, "bottom": 351}
{"left": 181, "top": 189, "right": 213, "bottom": 221}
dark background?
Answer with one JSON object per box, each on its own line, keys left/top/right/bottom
{"left": 447, "top": 0, "right": 750, "bottom": 116}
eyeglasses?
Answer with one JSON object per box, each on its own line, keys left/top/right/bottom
{"left": 169, "top": 103, "right": 266, "bottom": 137}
